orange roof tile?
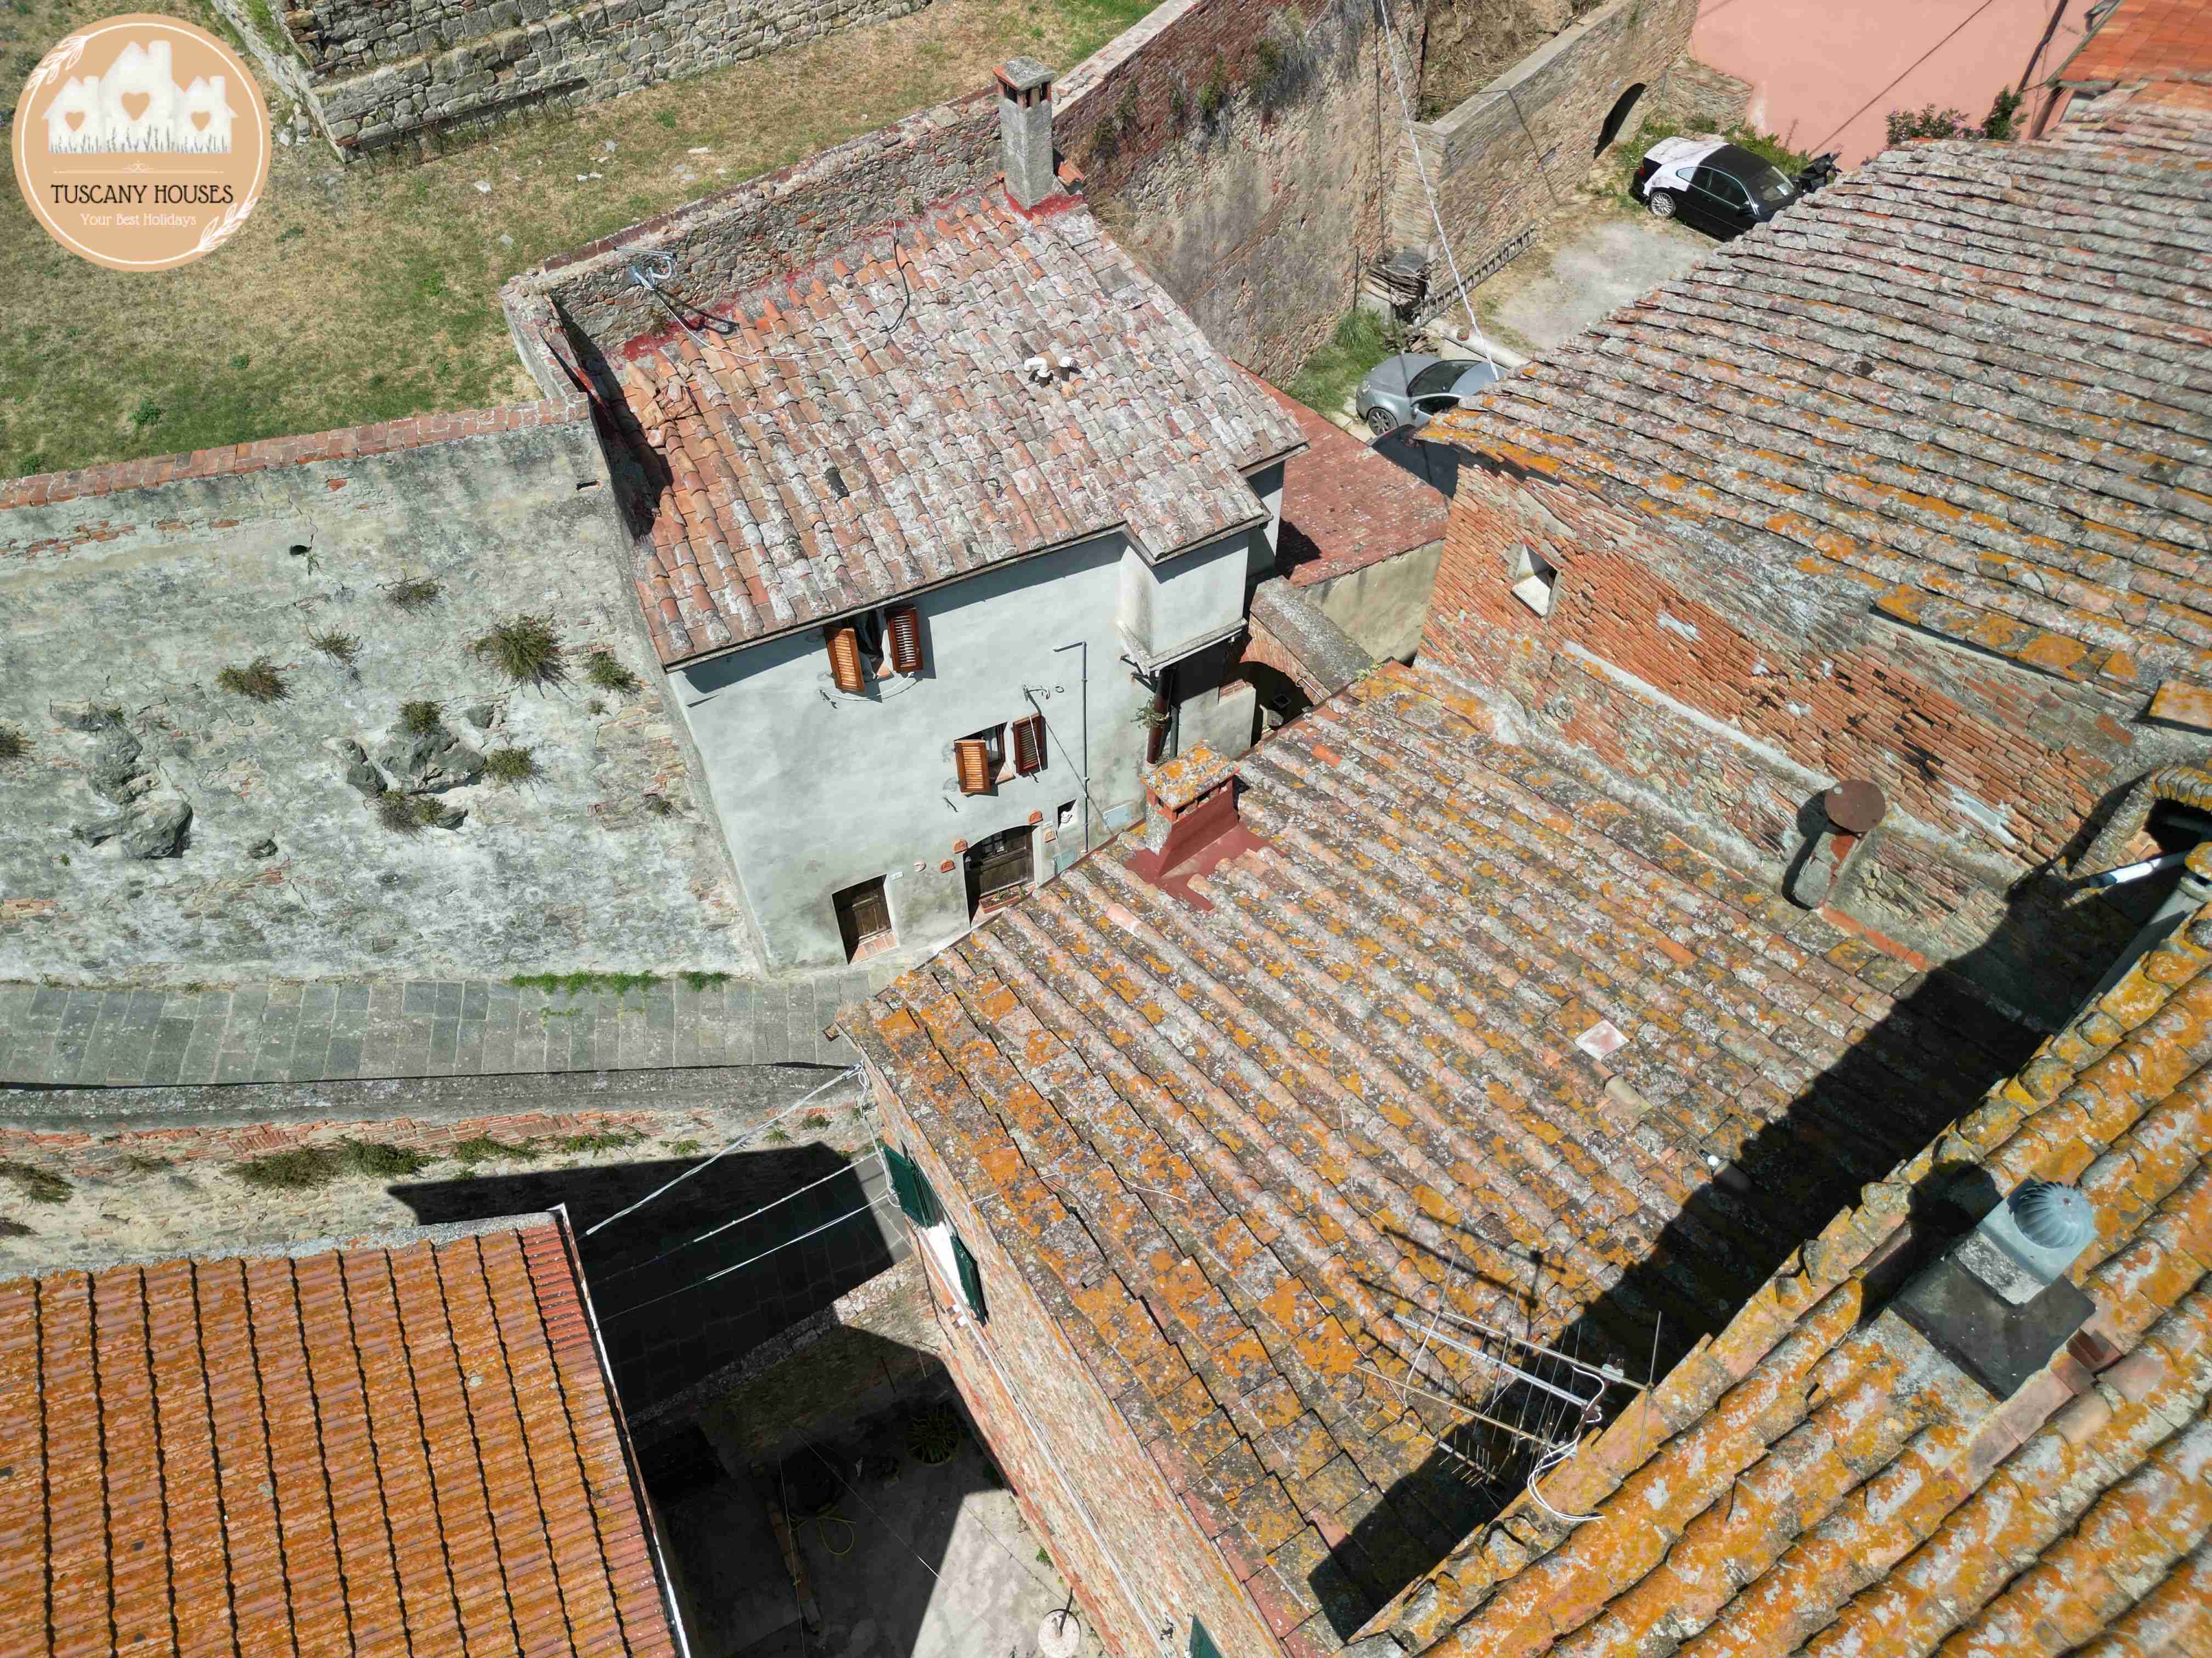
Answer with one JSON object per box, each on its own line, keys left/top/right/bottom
{"left": 0, "top": 1216, "right": 681, "bottom": 1657}
{"left": 1360, "top": 868, "right": 2212, "bottom": 1657}
{"left": 1251, "top": 376, "right": 1450, "bottom": 588}
{"left": 2060, "top": 0, "right": 2212, "bottom": 87}
{"left": 845, "top": 661, "right": 2033, "bottom": 1651}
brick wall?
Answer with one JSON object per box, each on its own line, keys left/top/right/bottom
{"left": 213, "top": 0, "right": 937, "bottom": 159}
{"left": 1391, "top": 0, "right": 1697, "bottom": 286}
{"left": 870, "top": 1067, "right": 1282, "bottom": 1658}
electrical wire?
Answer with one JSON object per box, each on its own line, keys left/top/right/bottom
{"left": 1807, "top": 0, "right": 2008, "bottom": 154}
{"left": 1370, "top": 0, "right": 1499, "bottom": 372}
{"left": 595, "top": 1148, "right": 890, "bottom": 1283}
{"left": 585, "top": 1066, "right": 859, "bottom": 1236}
{"left": 599, "top": 1193, "right": 899, "bottom": 1322}
{"left": 804, "top": 1446, "right": 939, "bottom": 1580}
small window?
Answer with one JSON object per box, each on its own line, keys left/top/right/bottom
{"left": 955, "top": 726, "right": 1005, "bottom": 795}
{"left": 832, "top": 875, "right": 895, "bottom": 963}
{"left": 1511, "top": 544, "right": 1557, "bottom": 617}
{"left": 1056, "top": 800, "right": 1077, "bottom": 829}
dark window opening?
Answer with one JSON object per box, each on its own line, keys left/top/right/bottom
{"left": 966, "top": 824, "right": 1034, "bottom": 916}
{"left": 832, "top": 875, "right": 894, "bottom": 962}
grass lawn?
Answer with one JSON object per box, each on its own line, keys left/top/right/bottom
{"left": 0, "top": 0, "right": 1160, "bottom": 479}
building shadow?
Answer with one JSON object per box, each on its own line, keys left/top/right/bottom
{"left": 1371, "top": 431, "right": 1468, "bottom": 499}
{"left": 1308, "top": 859, "right": 2169, "bottom": 1638}
{"left": 392, "top": 1142, "right": 900, "bottom": 1416}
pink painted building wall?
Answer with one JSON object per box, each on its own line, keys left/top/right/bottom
{"left": 1691, "top": 0, "right": 2083, "bottom": 163}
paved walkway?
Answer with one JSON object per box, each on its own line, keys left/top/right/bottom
{"left": 0, "top": 966, "right": 902, "bottom": 1089}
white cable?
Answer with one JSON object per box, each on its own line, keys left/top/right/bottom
{"left": 602, "top": 1192, "right": 899, "bottom": 1321}
{"left": 585, "top": 1066, "right": 860, "bottom": 1236}
{"left": 1371, "top": 0, "right": 1499, "bottom": 373}
{"left": 598, "top": 1148, "right": 889, "bottom": 1282}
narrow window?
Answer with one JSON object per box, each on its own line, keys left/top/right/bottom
{"left": 832, "top": 875, "right": 894, "bottom": 963}
{"left": 1511, "top": 544, "right": 1557, "bottom": 617}
{"left": 885, "top": 604, "right": 924, "bottom": 674}
{"left": 825, "top": 624, "right": 866, "bottom": 693}
{"left": 951, "top": 1233, "right": 987, "bottom": 1322}
{"left": 1011, "top": 712, "right": 1046, "bottom": 776}
{"left": 956, "top": 725, "right": 1006, "bottom": 795}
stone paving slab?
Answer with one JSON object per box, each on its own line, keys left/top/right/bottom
{"left": 0, "top": 964, "right": 905, "bottom": 1088}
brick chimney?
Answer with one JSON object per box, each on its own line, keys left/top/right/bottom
{"left": 1126, "top": 745, "right": 1266, "bottom": 910}
{"left": 996, "top": 56, "right": 1057, "bottom": 210}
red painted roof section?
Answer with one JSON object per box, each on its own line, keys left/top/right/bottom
{"left": 1256, "top": 377, "right": 1449, "bottom": 588}
{"left": 0, "top": 1218, "right": 680, "bottom": 1656}
{"left": 2061, "top": 0, "right": 2212, "bottom": 84}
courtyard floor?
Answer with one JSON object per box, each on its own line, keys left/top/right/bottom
{"left": 1, "top": 0, "right": 1160, "bottom": 479}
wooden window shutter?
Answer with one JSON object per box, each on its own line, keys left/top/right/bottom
{"left": 955, "top": 738, "right": 994, "bottom": 795}
{"left": 1011, "top": 712, "right": 1046, "bottom": 776}
{"left": 952, "top": 1232, "right": 987, "bottom": 1322}
{"left": 825, "top": 625, "right": 866, "bottom": 693}
{"left": 885, "top": 604, "right": 924, "bottom": 674}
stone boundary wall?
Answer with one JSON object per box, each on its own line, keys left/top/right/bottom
{"left": 1389, "top": 0, "right": 1697, "bottom": 278}
{"left": 212, "top": 0, "right": 938, "bottom": 159}
{"left": 501, "top": 92, "right": 1001, "bottom": 361}
{"left": 0, "top": 403, "right": 751, "bottom": 988}
{"left": 1050, "top": 0, "right": 1424, "bottom": 383}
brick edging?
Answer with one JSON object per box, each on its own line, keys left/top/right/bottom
{"left": 0, "top": 395, "right": 588, "bottom": 512}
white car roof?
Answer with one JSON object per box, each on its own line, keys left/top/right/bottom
{"left": 1646, "top": 135, "right": 1726, "bottom": 168}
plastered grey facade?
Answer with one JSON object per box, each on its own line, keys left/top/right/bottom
{"left": 673, "top": 478, "right": 1279, "bottom": 974}
{"left": 0, "top": 417, "right": 749, "bottom": 987}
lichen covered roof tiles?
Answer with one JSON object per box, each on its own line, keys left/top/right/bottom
{"left": 0, "top": 1216, "right": 680, "bottom": 1657}
{"left": 1362, "top": 865, "right": 2212, "bottom": 1658}
{"left": 1427, "top": 92, "right": 2212, "bottom": 696}
{"left": 847, "top": 662, "right": 2032, "bottom": 1651}
{"left": 605, "top": 189, "right": 1306, "bottom": 666}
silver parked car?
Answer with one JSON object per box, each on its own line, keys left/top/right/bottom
{"left": 1355, "top": 354, "right": 1502, "bottom": 437}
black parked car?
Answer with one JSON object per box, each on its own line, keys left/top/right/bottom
{"left": 1632, "top": 136, "right": 1807, "bottom": 240}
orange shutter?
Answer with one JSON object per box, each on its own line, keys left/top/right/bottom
{"left": 886, "top": 605, "right": 924, "bottom": 674}
{"left": 1011, "top": 713, "right": 1046, "bottom": 776}
{"left": 955, "top": 738, "right": 994, "bottom": 795}
{"left": 826, "top": 625, "right": 865, "bottom": 693}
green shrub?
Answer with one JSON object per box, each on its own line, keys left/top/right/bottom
{"left": 473, "top": 614, "right": 566, "bottom": 687}
{"left": 119, "top": 1152, "right": 173, "bottom": 1173}
{"left": 643, "top": 791, "right": 678, "bottom": 817}
{"left": 1197, "top": 57, "right": 1231, "bottom": 126}
{"left": 234, "top": 1146, "right": 341, "bottom": 1190}
{"left": 388, "top": 575, "right": 443, "bottom": 609}
{"left": 584, "top": 649, "right": 640, "bottom": 693}
{"left": 377, "top": 792, "right": 449, "bottom": 834}
{"left": 399, "top": 700, "right": 443, "bottom": 735}
{"left": 484, "top": 745, "right": 538, "bottom": 786}
{"left": 679, "top": 969, "right": 732, "bottom": 991}
{"left": 0, "top": 726, "right": 27, "bottom": 762}
{"left": 341, "top": 1140, "right": 433, "bottom": 1177}
{"left": 554, "top": 1129, "right": 641, "bottom": 1155}
{"left": 1983, "top": 86, "right": 2022, "bottom": 142}
{"left": 509, "top": 970, "right": 662, "bottom": 999}
{"left": 453, "top": 1135, "right": 536, "bottom": 1164}
{"left": 308, "top": 628, "right": 360, "bottom": 666}
{"left": 1284, "top": 309, "right": 1398, "bottom": 416}
{"left": 907, "top": 1402, "right": 963, "bottom": 1464}
{"left": 0, "top": 1160, "right": 71, "bottom": 1204}
{"left": 216, "top": 658, "right": 287, "bottom": 703}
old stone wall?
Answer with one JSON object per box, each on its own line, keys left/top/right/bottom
{"left": 1390, "top": 0, "right": 1698, "bottom": 292}
{"left": 1052, "top": 0, "right": 1419, "bottom": 383}
{"left": 215, "top": 0, "right": 936, "bottom": 157}
{"left": 1417, "top": 461, "right": 2177, "bottom": 1010}
{"left": 500, "top": 93, "right": 1001, "bottom": 360}
{"left": 869, "top": 1070, "right": 1282, "bottom": 1658}
{"left": 0, "top": 407, "right": 750, "bottom": 988}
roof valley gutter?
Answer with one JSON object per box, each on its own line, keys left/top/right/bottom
{"left": 549, "top": 1201, "right": 698, "bottom": 1658}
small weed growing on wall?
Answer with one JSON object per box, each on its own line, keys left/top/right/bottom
{"left": 376, "top": 793, "right": 452, "bottom": 834}
{"left": 473, "top": 614, "right": 566, "bottom": 687}
{"left": 453, "top": 1135, "right": 536, "bottom": 1164}
{"left": 509, "top": 970, "right": 662, "bottom": 999}
{"left": 0, "top": 1159, "right": 70, "bottom": 1204}
{"left": 0, "top": 726, "right": 28, "bottom": 762}
{"left": 119, "top": 1152, "right": 173, "bottom": 1174}
{"left": 802, "top": 1112, "right": 831, "bottom": 1131}
{"left": 484, "top": 746, "right": 538, "bottom": 786}
{"left": 234, "top": 1146, "right": 342, "bottom": 1190}
{"left": 0, "top": 1219, "right": 29, "bottom": 1238}
{"left": 679, "top": 969, "right": 732, "bottom": 991}
{"left": 387, "top": 575, "right": 443, "bottom": 609}
{"left": 668, "top": 1139, "right": 703, "bottom": 1157}
{"left": 341, "top": 1140, "right": 434, "bottom": 1178}
{"left": 1169, "top": 81, "right": 1190, "bottom": 127}
{"left": 643, "top": 792, "right": 678, "bottom": 817}
{"left": 399, "top": 700, "right": 443, "bottom": 735}
{"left": 554, "top": 1129, "right": 642, "bottom": 1155}
{"left": 1197, "top": 56, "right": 1232, "bottom": 127}
{"left": 216, "top": 658, "right": 287, "bottom": 703}
{"left": 1251, "top": 8, "right": 1317, "bottom": 116}
{"left": 584, "top": 649, "right": 640, "bottom": 693}
{"left": 308, "top": 628, "right": 360, "bottom": 667}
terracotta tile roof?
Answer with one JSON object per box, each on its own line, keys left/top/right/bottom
{"left": 2061, "top": 0, "right": 2212, "bottom": 86}
{"left": 845, "top": 661, "right": 2033, "bottom": 1650}
{"left": 1364, "top": 862, "right": 2212, "bottom": 1658}
{"left": 605, "top": 189, "right": 1306, "bottom": 666}
{"left": 1426, "top": 100, "right": 2212, "bottom": 698}
{"left": 0, "top": 1217, "right": 680, "bottom": 1657}
{"left": 1252, "top": 377, "right": 1450, "bottom": 588}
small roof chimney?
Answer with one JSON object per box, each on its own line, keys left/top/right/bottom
{"left": 1125, "top": 745, "right": 1265, "bottom": 910}
{"left": 995, "top": 56, "right": 1058, "bottom": 211}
